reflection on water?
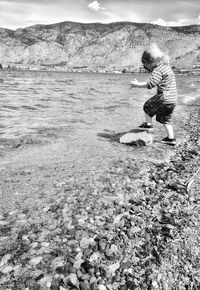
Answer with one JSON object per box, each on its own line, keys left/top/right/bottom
{"left": 0, "top": 70, "right": 199, "bottom": 145}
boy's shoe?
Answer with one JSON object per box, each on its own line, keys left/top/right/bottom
{"left": 162, "top": 137, "right": 176, "bottom": 145}
{"left": 138, "top": 122, "right": 153, "bottom": 131}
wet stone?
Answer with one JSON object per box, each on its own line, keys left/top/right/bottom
{"left": 80, "top": 280, "right": 90, "bottom": 290}
{"left": 98, "top": 284, "right": 107, "bottom": 290}
{"left": 119, "top": 285, "right": 128, "bottom": 290}
{"left": 55, "top": 266, "right": 66, "bottom": 274}
{"left": 0, "top": 254, "right": 12, "bottom": 267}
{"left": 68, "top": 273, "right": 79, "bottom": 288}
{"left": 1, "top": 265, "right": 13, "bottom": 274}
{"left": 84, "top": 248, "right": 92, "bottom": 257}
{"left": 90, "top": 281, "right": 98, "bottom": 290}
{"left": 105, "top": 249, "right": 115, "bottom": 260}
{"left": 81, "top": 260, "right": 92, "bottom": 273}
{"left": 50, "top": 276, "right": 61, "bottom": 290}
{"left": 80, "top": 274, "right": 90, "bottom": 281}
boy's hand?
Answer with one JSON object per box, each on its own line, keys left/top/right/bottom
{"left": 130, "top": 79, "right": 140, "bottom": 88}
{"left": 130, "top": 79, "right": 147, "bottom": 89}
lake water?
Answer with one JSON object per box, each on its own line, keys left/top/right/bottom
{"left": 0, "top": 70, "right": 152, "bottom": 140}
{"left": 0, "top": 70, "right": 200, "bottom": 168}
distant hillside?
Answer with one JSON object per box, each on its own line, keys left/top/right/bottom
{"left": 0, "top": 21, "right": 200, "bottom": 70}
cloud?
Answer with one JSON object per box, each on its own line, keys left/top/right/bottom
{"left": 0, "top": 0, "right": 200, "bottom": 29}
{"left": 0, "top": 0, "right": 88, "bottom": 29}
{"left": 151, "top": 18, "right": 181, "bottom": 26}
{"left": 151, "top": 17, "right": 200, "bottom": 27}
{"left": 151, "top": 18, "right": 168, "bottom": 26}
{"left": 88, "top": 1, "right": 105, "bottom": 11}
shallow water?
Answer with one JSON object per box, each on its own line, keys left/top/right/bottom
{"left": 0, "top": 70, "right": 145, "bottom": 140}
{"left": 0, "top": 70, "right": 199, "bottom": 139}
{"left": 0, "top": 69, "right": 200, "bottom": 168}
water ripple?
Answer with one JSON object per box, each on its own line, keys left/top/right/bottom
{"left": 0, "top": 70, "right": 199, "bottom": 148}
{"left": 21, "top": 105, "right": 38, "bottom": 110}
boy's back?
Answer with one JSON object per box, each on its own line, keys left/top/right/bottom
{"left": 147, "top": 62, "right": 177, "bottom": 104}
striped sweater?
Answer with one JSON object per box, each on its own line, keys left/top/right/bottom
{"left": 147, "top": 63, "right": 177, "bottom": 104}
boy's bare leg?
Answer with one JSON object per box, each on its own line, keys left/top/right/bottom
{"left": 163, "top": 124, "right": 174, "bottom": 139}
{"left": 145, "top": 113, "right": 153, "bottom": 125}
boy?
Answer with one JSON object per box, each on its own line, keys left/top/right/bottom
{"left": 130, "top": 44, "right": 177, "bottom": 145}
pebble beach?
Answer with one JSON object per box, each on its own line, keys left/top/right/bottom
{"left": 0, "top": 96, "right": 200, "bottom": 290}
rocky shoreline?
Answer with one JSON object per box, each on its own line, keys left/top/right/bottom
{"left": 0, "top": 102, "right": 200, "bottom": 289}
{"left": 2, "top": 64, "right": 200, "bottom": 75}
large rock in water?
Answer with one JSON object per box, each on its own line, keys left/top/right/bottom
{"left": 119, "top": 131, "right": 153, "bottom": 146}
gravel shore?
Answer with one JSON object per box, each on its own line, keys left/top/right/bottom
{"left": 0, "top": 101, "right": 200, "bottom": 289}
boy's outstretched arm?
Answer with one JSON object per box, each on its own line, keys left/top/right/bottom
{"left": 130, "top": 79, "right": 147, "bottom": 88}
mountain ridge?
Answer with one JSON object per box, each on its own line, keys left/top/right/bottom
{"left": 0, "top": 21, "right": 200, "bottom": 70}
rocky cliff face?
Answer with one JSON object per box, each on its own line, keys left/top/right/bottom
{"left": 0, "top": 21, "right": 200, "bottom": 69}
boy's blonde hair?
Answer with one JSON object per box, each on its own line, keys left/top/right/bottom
{"left": 141, "top": 43, "right": 169, "bottom": 66}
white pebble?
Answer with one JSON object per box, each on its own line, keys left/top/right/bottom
{"left": 98, "top": 285, "right": 107, "bottom": 290}
{"left": 1, "top": 265, "right": 13, "bottom": 274}
{"left": 30, "top": 256, "right": 43, "bottom": 266}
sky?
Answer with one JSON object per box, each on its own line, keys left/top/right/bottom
{"left": 0, "top": 0, "right": 200, "bottom": 30}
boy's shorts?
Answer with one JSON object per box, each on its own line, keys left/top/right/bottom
{"left": 143, "top": 95, "right": 176, "bottom": 124}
